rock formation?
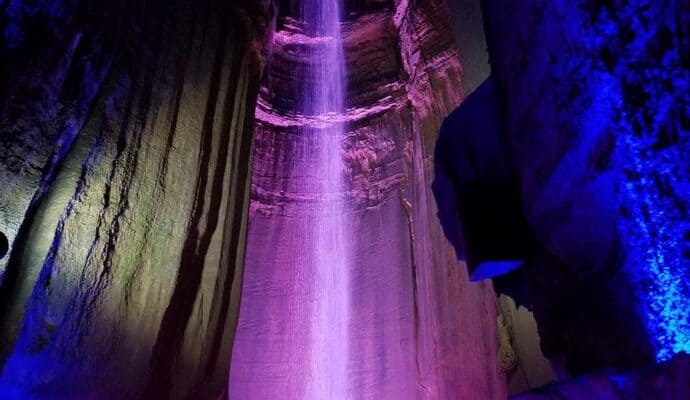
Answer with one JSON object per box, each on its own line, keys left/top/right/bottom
{"left": 511, "top": 354, "right": 690, "bottom": 400}
{"left": 0, "top": 1, "right": 273, "bottom": 398}
{"left": 230, "top": 0, "right": 508, "bottom": 398}
{"left": 0, "top": 0, "right": 633, "bottom": 397}
{"left": 435, "top": 0, "right": 690, "bottom": 395}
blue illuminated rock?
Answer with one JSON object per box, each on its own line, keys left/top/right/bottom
{"left": 436, "top": 0, "right": 690, "bottom": 378}
{"left": 511, "top": 353, "right": 690, "bottom": 400}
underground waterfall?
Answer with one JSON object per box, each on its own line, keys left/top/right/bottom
{"left": 5, "top": 0, "right": 687, "bottom": 398}
{"left": 227, "top": 0, "right": 514, "bottom": 397}
{"left": 229, "top": 0, "right": 352, "bottom": 398}
{"left": 301, "top": 0, "right": 351, "bottom": 397}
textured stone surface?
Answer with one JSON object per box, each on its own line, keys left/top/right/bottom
{"left": 435, "top": 0, "right": 689, "bottom": 378}
{"left": 230, "top": 0, "right": 507, "bottom": 398}
{"left": 497, "top": 295, "right": 556, "bottom": 395}
{"left": 0, "top": 1, "right": 272, "bottom": 398}
{"left": 481, "top": 0, "right": 689, "bottom": 372}
{"left": 511, "top": 353, "right": 690, "bottom": 400}
{"left": 445, "top": 0, "right": 490, "bottom": 94}
{"left": 440, "top": 1, "right": 557, "bottom": 394}
{"left": 433, "top": 76, "right": 532, "bottom": 281}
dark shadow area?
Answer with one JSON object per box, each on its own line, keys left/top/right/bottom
{"left": 0, "top": 232, "right": 7, "bottom": 260}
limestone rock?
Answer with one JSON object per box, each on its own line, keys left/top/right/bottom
{"left": 436, "top": 0, "right": 689, "bottom": 378}
{"left": 511, "top": 353, "right": 690, "bottom": 400}
{"left": 230, "top": 0, "right": 506, "bottom": 398}
{"left": 0, "top": 1, "right": 273, "bottom": 398}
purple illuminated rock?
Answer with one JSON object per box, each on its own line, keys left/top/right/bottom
{"left": 230, "top": 0, "right": 507, "bottom": 399}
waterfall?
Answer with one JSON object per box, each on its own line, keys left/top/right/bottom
{"left": 229, "top": 1, "right": 354, "bottom": 398}
{"left": 301, "top": 0, "right": 351, "bottom": 398}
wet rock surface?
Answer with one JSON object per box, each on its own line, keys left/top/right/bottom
{"left": 230, "top": 0, "right": 507, "bottom": 398}
{"left": 0, "top": 1, "right": 273, "bottom": 398}
{"left": 436, "top": 0, "right": 689, "bottom": 384}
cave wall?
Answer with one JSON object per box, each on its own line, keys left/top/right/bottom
{"left": 445, "top": 0, "right": 490, "bottom": 94}
{"left": 0, "top": 1, "right": 273, "bottom": 398}
{"left": 229, "top": 0, "right": 507, "bottom": 398}
{"left": 479, "top": 0, "right": 689, "bottom": 373}
{"left": 442, "top": 1, "right": 555, "bottom": 394}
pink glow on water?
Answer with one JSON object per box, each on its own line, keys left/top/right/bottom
{"left": 303, "top": 0, "right": 351, "bottom": 398}
{"left": 229, "top": 1, "right": 352, "bottom": 398}
{"left": 229, "top": 1, "right": 506, "bottom": 399}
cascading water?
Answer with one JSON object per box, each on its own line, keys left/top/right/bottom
{"left": 229, "top": 0, "right": 351, "bottom": 398}
{"left": 301, "top": 0, "right": 351, "bottom": 398}
{"left": 230, "top": 1, "right": 508, "bottom": 398}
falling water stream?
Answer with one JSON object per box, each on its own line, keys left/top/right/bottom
{"left": 301, "top": 0, "right": 351, "bottom": 398}
{"left": 230, "top": 0, "right": 510, "bottom": 398}
{"left": 229, "top": 0, "right": 351, "bottom": 398}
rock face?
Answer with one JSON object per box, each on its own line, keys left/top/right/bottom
{"left": 511, "top": 353, "right": 690, "bottom": 400}
{"left": 436, "top": 0, "right": 689, "bottom": 382}
{"left": 482, "top": 0, "right": 690, "bottom": 372}
{"left": 440, "top": 1, "right": 556, "bottom": 394}
{"left": 0, "top": 1, "right": 273, "bottom": 398}
{"left": 497, "top": 296, "right": 556, "bottom": 395}
{"left": 433, "top": 76, "right": 533, "bottom": 281}
{"left": 230, "top": 0, "right": 507, "bottom": 399}
{"left": 445, "top": 0, "right": 490, "bottom": 94}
